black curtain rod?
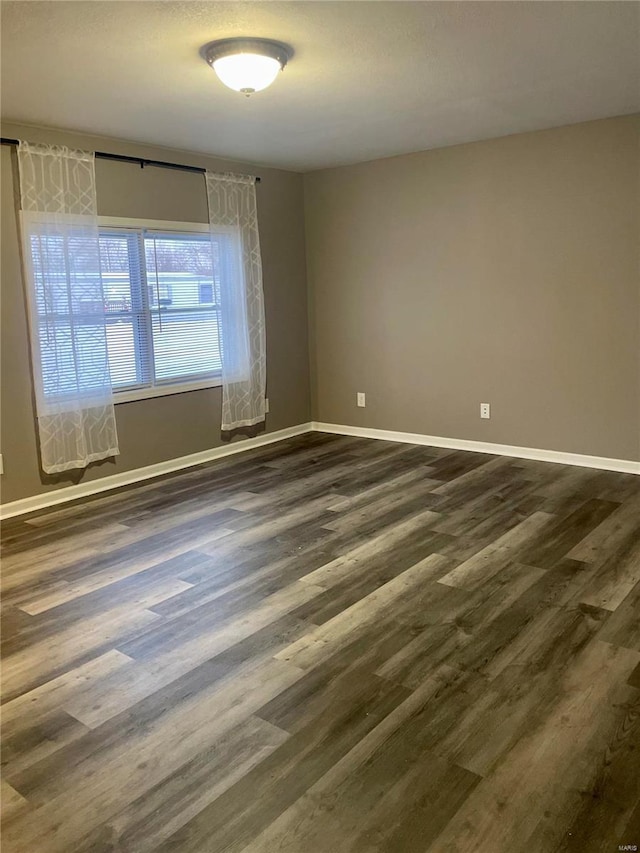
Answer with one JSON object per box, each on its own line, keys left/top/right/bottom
{"left": 0, "top": 138, "right": 261, "bottom": 182}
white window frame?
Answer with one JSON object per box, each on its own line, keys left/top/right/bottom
{"left": 98, "top": 216, "right": 222, "bottom": 405}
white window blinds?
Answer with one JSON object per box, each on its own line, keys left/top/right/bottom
{"left": 98, "top": 229, "right": 222, "bottom": 393}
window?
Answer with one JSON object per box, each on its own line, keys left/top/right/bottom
{"left": 27, "top": 224, "right": 112, "bottom": 401}
{"left": 98, "top": 225, "right": 222, "bottom": 400}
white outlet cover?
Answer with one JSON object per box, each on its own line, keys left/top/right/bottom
{"left": 480, "top": 403, "right": 491, "bottom": 419}
{"left": 357, "top": 392, "right": 366, "bottom": 407}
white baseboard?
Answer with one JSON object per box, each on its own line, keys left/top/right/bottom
{"left": 3, "top": 419, "right": 637, "bottom": 520}
{"left": 312, "top": 422, "right": 640, "bottom": 476}
{"left": 0, "top": 423, "right": 313, "bottom": 520}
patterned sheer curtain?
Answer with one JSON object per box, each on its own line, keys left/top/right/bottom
{"left": 17, "top": 142, "right": 119, "bottom": 473}
{"left": 205, "top": 172, "right": 266, "bottom": 432}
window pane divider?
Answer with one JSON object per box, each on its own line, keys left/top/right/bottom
{"left": 136, "top": 229, "right": 156, "bottom": 386}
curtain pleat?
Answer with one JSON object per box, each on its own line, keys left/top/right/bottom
{"left": 17, "top": 141, "right": 119, "bottom": 473}
{"left": 205, "top": 172, "right": 266, "bottom": 432}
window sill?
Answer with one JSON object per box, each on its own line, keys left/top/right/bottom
{"left": 113, "top": 376, "right": 222, "bottom": 405}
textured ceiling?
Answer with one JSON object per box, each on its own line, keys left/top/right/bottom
{"left": 1, "top": 1, "right": 638, "bottom": 171}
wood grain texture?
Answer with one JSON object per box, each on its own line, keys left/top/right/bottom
{"left": 1, "top": 432, "right": 639, "bottom": 852}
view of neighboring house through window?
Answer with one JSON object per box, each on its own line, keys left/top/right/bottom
{"left": 98, "top": 228, "right": 222, "bottom": 395}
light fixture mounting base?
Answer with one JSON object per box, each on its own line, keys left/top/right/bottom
{"left": 202, "top": 38, "right": 292, "bottom": 69}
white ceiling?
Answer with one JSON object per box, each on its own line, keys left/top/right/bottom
{"left": 1, "top": 1, "right": 638, "bottom": 171}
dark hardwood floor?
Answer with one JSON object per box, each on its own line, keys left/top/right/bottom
{"left": 1, "top": 432, "right": 639, "bottom": 852}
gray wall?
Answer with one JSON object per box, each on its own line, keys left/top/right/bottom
{"left": 2, "top": 115, "right": 638, "bottom": 506}
{"left": 1, "top": 123, "right": 311, "bottom": 503}
{"left": 304, "top": 115, "right": 640, "bottom": 461}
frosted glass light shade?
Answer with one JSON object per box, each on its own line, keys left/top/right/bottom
{"left": 203, "top": 38, "right": 291, "bottom": 96}
{"left": 213, "top": 53, "right": 281, "bottom": 94}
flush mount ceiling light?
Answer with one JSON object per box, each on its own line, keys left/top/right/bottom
{"left": 203, "top": 38, "right": 292, "bottom": 96}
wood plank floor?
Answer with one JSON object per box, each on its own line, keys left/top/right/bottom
{"left": 1, "top": 432, "right": 639, "bottom": 852}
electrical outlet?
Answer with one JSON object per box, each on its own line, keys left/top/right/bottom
{"left": 0, "top": 454, "right": 3, "bottom": 475}
{"left": 357, "top": 392, "right": 366, "bottom": 408}
{"left": 265, "top": 397, "right": 270, "bottom": 414}
{"left": 480, "top": 403, "right": 491, "bottom": 419}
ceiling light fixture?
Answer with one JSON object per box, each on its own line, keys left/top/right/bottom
{"left": 203, "top": 38, "right": 292, "bottom": 96}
